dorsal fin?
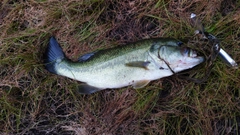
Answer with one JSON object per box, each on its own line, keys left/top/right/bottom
{"left": 78, "top": 51, "right": 97, "bottom": 62}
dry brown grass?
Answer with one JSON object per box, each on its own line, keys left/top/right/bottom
{"left": 0, "top": 0, "right": 240, "bottom": 134}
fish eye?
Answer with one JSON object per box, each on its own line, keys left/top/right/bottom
{"left": 177, "top": 41, "right": 183, "bottom": 46}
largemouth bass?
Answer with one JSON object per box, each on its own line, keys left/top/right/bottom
{"left": 44, "top": 37, "right": 204, "bottom": 94}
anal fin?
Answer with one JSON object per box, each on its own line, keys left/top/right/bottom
{"left": 78, "top": 84, "right": 102, "bottom": 94}
{"left": 132, "top": 80, "right": 150, "bottom": 89}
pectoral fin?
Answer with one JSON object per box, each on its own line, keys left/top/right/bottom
{"left": 78, "top": 84, "right": 102, "bottom": 94}
{"left": 132, "top": 80, "right": 150, "bottom": 89}
{"left": 125, "top": 61, "right": 150, "bottom": 70}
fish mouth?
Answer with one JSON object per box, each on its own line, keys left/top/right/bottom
{"left": 181, "top": 47, "right": 202, "bottom": 58}
{"left": 190, "top": 50, "right": 205, "bottom": 63}
{"left": 180, "top": 47, "right": 205, "bottom": 65}
{"left": 187, "top": 54, "right": 205, "bottom": 65}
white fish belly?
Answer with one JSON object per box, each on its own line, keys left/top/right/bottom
{"left": 55, "top": 50, "right": 173, "bottom": 89}
{"left": 85, "top": 65, "right": 173, "bottom": 89}
{"left": 56, "top": 60, "right": 173, "bottom": 89}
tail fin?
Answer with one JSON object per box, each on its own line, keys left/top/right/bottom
{"left": 44, "top": 37, "right": 65, "bottom": 74}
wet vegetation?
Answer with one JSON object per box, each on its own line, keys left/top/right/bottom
{"left": 0, "top": 0, "right": 240, "bottom": 134}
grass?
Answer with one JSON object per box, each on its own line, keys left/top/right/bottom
{"left": 0, "top": 0, "right": 240, "bottom": 134}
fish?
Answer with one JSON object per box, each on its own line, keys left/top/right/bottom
{"left": 44, "top": 37, "right": 204, "bottom": 94}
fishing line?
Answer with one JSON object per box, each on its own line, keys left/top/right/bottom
{"left": 176, "top": 38, "right": 220, "bottom": 83}
{"left": 157, "top": 46, "right": 175, "bottom": 74}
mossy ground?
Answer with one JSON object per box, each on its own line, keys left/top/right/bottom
{"left": 0, "top": 0, "right": 240, "bottom": 134}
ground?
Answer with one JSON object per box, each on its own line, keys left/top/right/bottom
{"left": 0, "top": 0, "right": 240, "bottom": 134}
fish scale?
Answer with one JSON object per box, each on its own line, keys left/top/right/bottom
{"left": 44, "top": 37, "right": 204, "bottom": 94}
